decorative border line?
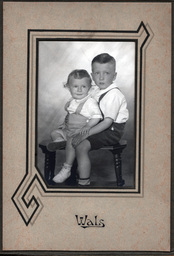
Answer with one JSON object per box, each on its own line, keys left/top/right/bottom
{"left": 11, "top": 22, "right": 152, "bottom": 225}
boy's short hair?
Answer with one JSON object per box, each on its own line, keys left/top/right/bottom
{"left": 91, "top": 53, "right": 116, "bottom": 70}
{"left": 65, "top": 69, "right": 92, "bottom": 87}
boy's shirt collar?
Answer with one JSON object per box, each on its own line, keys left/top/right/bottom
{"left": 89, "top": 83, "right": 118, "bottom": 101}
{"left": 97, "top": 82, "right": 118, "bottom": 96}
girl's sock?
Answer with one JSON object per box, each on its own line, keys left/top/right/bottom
{"left": 78, "top": 177, "right": 90, "bottom": 186}
{"left": 63, "top": 163, "right": 72, "bottom": 170}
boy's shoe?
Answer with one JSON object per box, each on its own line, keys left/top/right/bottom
{"left": 78, "top": 178, "right": 90, "bottom": 186}
{"left": 53, "top": 166, "right": 71, "bottom": 183}
{"left": 47, "top": 141, "right": 66, "bottom": 152}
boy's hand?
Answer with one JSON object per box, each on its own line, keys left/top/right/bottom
{"left": 72, "top": 133, "right": 89, "bottom": 148}
{"left": 79, "top": 125, "right": 91, "bottom": 135}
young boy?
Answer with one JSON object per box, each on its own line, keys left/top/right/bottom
{"left": 49, "top": 69, "right": 102, "bottom": 183}
{"left": 72, "top": 53, "right": 129, "bottom": 186}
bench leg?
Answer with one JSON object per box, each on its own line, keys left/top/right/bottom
{"left": 112, "top": 151, "right": 125, "bottom": 186}
{"left": 39, "top": 144, "right": 56, "bottom": 184}
{"left": 44, "top": 151, "right": 56, "bottom": 184}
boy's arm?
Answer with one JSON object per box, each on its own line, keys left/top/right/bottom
{"left": 87, "top": 118, "right": 101, "bottom": 128}
{"left": 72, "top": 117, "right": 113, "bottom": 147}
{"left": 88, "top": 117, "right": 113, "bottom": 136}
{"left": 79, "top": 118, "right": 101, "bottom": 135}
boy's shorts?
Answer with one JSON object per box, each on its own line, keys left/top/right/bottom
{"left": 87, "top": 122, "right": 126, "bottom": 150}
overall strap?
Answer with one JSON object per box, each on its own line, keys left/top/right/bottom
{"left": 75, "top": 98, "right": 89, "bottom": 114}
{"left": 98, "top": 88, "right": 120, "bottom": 119}
{"left": 64, "top": 100, "right": 72, "bottom": 111}
{"left": 98, "top": 88, "right": 120, "bottom": 103}
{"left": 64, "top": 98, "right": 87, "bottom": 114}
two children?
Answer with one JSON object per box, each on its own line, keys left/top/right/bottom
{"left": 49, "top": 53, "right": 129, "bottom": 186}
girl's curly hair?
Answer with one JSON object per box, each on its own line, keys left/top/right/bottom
{"left": 64, "top": 69, "right": 92, "bottom": 88}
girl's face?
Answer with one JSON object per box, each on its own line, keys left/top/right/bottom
{"left": 68, "top": 77, "right": 91, "bottom": 100}
{"left": 91, "top": 62, "right": 117, "bottom": 90}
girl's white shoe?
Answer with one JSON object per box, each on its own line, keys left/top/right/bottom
{"left": 53, "top": 165, "right": 71, "bottom": 183}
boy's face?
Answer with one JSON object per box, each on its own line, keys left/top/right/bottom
{"left": 91, "top": 62, "right": 117, "bottom": 90}
{"left": 68, "top": 77, "right": 91, "bottom": 100}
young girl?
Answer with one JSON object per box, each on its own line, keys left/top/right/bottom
{"left": 49, "top": 69, "right": 102, "bottom": 183}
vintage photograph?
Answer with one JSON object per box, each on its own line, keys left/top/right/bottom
{"left": 36, "top": 40, "right": 136, "bottom": 189}
{"left": 2, "top": 0, "right": 172, "bottom": 252}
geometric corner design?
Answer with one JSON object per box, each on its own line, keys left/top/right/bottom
{"left": 11, "top": 174, "right": 44, "bottom": 226}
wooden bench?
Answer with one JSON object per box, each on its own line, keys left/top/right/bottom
{"left": 39, "top": 140, "right": 127, "bottom": 186}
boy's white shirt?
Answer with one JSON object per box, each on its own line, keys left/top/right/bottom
{"left": 90, "top": 83, "right": 129, "bottom": 123}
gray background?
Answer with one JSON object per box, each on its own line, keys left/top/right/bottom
{"left": 37, "top": 41, "right": 135, "bottom": 187}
